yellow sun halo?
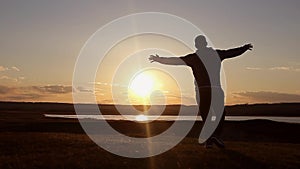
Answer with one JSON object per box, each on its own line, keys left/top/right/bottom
{"left": 129, "top": 72, "right": 154, "bottom": 97}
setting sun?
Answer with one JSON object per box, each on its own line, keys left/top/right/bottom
{"left": 129, "top": 72, "right": 154, "bottom": 97}
{"left": 124, "top": 69, "right": 182, "bottom": 105}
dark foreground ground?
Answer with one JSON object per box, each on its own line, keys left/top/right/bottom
{"left": 0, "top": 103, "right": 300, "bottom": 169}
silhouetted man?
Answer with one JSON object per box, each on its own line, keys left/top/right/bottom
{"left": 149, "top": 35, "right": 253, "bottom": 148}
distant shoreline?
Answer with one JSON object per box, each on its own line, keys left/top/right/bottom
{"left": 1, "top": 101, "right": 299, "bottom": 117}
{"left": 44, "top": 114, "right": 300, "bottom": 124}
{"left": 1, "top": 100, "right": 300, "bottom": 106}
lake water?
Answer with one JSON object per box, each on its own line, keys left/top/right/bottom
{"left": 44, "top": 114, "right": 300, "bottom": 124}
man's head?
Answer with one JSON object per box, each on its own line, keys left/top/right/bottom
{"left": 195, "top": 35, "right": 208, "bottom": 49}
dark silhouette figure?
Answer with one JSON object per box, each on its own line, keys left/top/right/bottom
{"left": 149, "top": 35, "right": 253, "bottom": 148}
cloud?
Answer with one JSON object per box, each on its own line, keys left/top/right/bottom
{"left": 92, "top": 82, "right": 109, "bottom": 86}
{"left": 75, "top": 86, "right": 94, "bottom": 93}
{"left": 269, "top": 66, "right": 300, "bottom": 72}
{"left": 31, "top": 85, "right": 73, "bottom": 94}
{"left": 0, "top": 85, "right": 14, "bottom": 94}
{"left": 269, "top": 66, "right": 290, "bottom": 71}
{"left": 245, "top": 66, "right": 300, "bottom": 72}
{"left": 0, "top": 76, "right": 25, "bottom": 83}
{"left": 7, "top": 93, "right": 43, "bottom": 100}
{"left": 0, "top": 75, "right": 18, "bottom": 82}
{"left": 0, "top": 85, "right": 74, "bottom": 102}
{"left": 11, "top": 66, "right": 20, "bottom": 71}
{"left": 0, "top": 66, "right": 20, "bottom": 72}
{"left": 92, "top": 82, "right": 126, "bottom": 87}
{"left": 0, "top": 66, "right": 9, "bottom": 72}
{"left": 0, "top": 86, "right": 40, "bottom": 101}
{"left": 232, "top": 91, "right": 300, "bottom": 103}
{"left": 0, "top": 66, "right": 23, "bottom": 83}
{"left": 246, "top": 67, "right": 262, "bottom": 70}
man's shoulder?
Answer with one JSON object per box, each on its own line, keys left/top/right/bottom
{"left": 178, "top": 53, "right": 198, "bottom": 66}
{"left": 182, "top": 53, "right": 197, "bottom": 58}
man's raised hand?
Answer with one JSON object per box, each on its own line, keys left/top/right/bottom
{"left": 245, "top": 43, "right": 253, "bottom": 51}
{"left": 149, "top": 54, "right": 160, "bottom": 63}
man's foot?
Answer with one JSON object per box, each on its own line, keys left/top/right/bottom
{"left": 204, "top": 138, "right": 213, "bottom": 149}
{"left": 211, "top": 136, "right": 225, "bottom": 148}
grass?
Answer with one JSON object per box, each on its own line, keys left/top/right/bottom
{"left": 0, "top": 132, "right": 299, "bottom": 169}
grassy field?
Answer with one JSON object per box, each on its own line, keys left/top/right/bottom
{"left": 1, "top": 132, "right": 299, "bottom": 169}
{"left": 0, "top": 102, "right": 299, "bottom": 169}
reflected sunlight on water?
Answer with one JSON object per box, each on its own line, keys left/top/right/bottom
{"left": 44, "top": 114, "right": 300, "bottom": 124}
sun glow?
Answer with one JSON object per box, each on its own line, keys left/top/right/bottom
{"left": 135, "top": 114, "right": 149, "bottom": 122}
{"left": 125, "top": 69, "right": 181, "bottom": 105}
{"left": 129, "top": 72, "right": 154, "bottom": 97}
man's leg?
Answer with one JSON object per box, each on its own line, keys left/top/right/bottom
{"left": 209, "top": 88, "right": 226, "bottom": 148}
{"left": 198, "top": 89, "right": 213, "bottom": 148}
{"left": 210, "top": 109, "right": 226, "bottom": 148}
{"left": 199, "top": 89, "right": 211, "bottom": 124}
{"left": 199, "top": 88, "right": 226, "bottom": 148}
{"left": 212, "top": 109, "right": 226, "bottom": 138}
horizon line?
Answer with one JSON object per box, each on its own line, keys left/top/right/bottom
{"left": 1, "top": 101, "right": 299, "bottom": 106}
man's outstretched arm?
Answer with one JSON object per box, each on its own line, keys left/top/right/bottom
{"left": 149, "top": 54, "right": 186, "bottom": 65}
{"left": 217, "top": 44, "right": 253, "bottom": 60}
